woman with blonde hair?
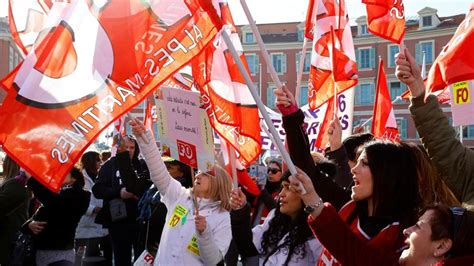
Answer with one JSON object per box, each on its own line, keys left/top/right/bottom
{"left": 130, "top": 118, "right": 232, "bottom": 265}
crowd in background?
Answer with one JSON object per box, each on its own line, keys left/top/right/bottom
{"left": 1, "top": 51, "right": 474, "bottom": 266}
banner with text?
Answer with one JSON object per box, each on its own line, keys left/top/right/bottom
{"left": 156, "top": 87, "right": 215, "bottom": 171}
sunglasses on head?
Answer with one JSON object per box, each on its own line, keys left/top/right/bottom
{"left": 267, "top": 167, "right": 281, "bottom": 174}
{"left": 450, "top": 207, "right": 466, "bottom": 245}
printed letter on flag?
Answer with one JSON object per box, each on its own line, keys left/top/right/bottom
{"left": 362, "top": 0, "right": 406, "bottom": 44}
{"left": 372, "top": 59, "right": 400, "bottom": 141}
{"left": 305, "top": 0, "right": 358, "bottom": 110}
{"left": 192, "top": 0, "right": 261, "bottom": 166}
{"left": 0, "top": 0, "right": 221, "bottom": 191}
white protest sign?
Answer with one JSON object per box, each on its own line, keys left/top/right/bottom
{"left": 156, "top": 87, "right": 214, "bottom": 171}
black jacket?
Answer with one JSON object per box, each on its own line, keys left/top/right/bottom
{"left": 92, "top": 151, "right": 150, "bottom": 228}
{"left": 24, "top": 178, "right": 90, "bottom": 250}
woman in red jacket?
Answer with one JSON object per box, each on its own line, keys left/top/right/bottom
{"left": 276, "top": 86, "right": 420, "bottom": 266}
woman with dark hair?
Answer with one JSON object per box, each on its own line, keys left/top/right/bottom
{"left": 399, "top": 204, "right": 474, "bottom": 265}
{"left": 75, "top": 151, "right": 111, "bottom": 264}
{"left": 24, "top": 166, "right": 90, "bottom": 265}
{"left": 0, "top": 155, "right": 29, "bottom": 266}
{"left": 229, "top": 170, "right": 322, "bottom": 265}
{"left": 275, "top": 86, "right": 420, "bottom": 265}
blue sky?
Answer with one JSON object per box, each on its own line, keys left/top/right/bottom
{"left": 0, "top": 0, "right": 471, "bottom": 24}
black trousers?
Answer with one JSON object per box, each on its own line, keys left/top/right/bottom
{"left": 109, "top": 221, "right": 139, "bottom": 266}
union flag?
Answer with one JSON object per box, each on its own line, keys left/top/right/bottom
{"left": 0, "top": 0, "right": 221, "bottom": 191}
{"left": 192, "top": 0, "right": 261, "bottom": 166}
{"left": 362, "top": 0, "right": 406, "bottom": 44}
{"left": 305, "top": 0, "right": 358, "bottom": 110}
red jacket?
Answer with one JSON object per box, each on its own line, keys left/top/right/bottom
{"left": 433, "top": 255, "right": 474, "bottom": 266}
{"left": 309, "top": 201, "right": 404, "bottom": 266}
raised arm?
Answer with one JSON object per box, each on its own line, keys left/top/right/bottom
{"left": 275, "top": 86, "right": 351, "bottom": 210}
{"left": 129, "top": 118, "right": 185, "bottom": 204}
{"left": 396, "top": 49, "right": 474, "bottom": 202}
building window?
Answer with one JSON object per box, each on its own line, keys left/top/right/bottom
{"left": 296, "top": 52, "right": 311, "bottom": 74}
{"left": 389, "top": 81, "right": 405, "bottom": 102}
{"left": 245, "top": 54, "right": 259, "bottom": 75}
{"left": 355, "top": 83, "right": 375, "bottom": 105}
{"left": 416, "top": 41, "right": 434, "bottom": 64}
{"left": 387, "top": 45, "right": 399, "bottom": 67}
{"left": 397, "top": 118, "right": 408, "bottom": 139}
{"left": 357, "top": 47, "right": 375, "bottom": 69}
{"left": 462, "top": 125, "right": 474, "bottom": 139}
{"left": 422, "top": 16, "right": 432, "bottom": 27}
{"left": 245, "top": 32, "right": 254, "bottom": 43}
{"left": 300, "top": 86, "right": 309, "bottom": 106}
{"left": 360, "top": 24, "right": 369, "bottom": 35}
{"left": 270, "top": 53, "right": 287, "bottom": 74}
{"left": 153, "top": 122, "right": 160, "bottom": 141}
{"left": 9, "top": 46, "right": 14, "bottom": 71}
{"left": 267, "top": 86, "right": 276, "bottom": 108}
{"left": 297, "top": 29, "right": 304, "bottom": 42}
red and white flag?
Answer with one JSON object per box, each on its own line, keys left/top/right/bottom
{"left": 219, "top": 136, "right": 260, "bottom": 197}
{"left": 305, "top": 0, "right": 358, "bottom": 110}
{"left": 372, "top": 59, "right": 400, "bottom": 141}
{"left": 362, "top": 0, "right": 406, "bottom": 44}
{"left": 315, "top": 97, "right": 335, "bottom": 150}
{"left": 192, "top": 0, "right": 261, "bottom": 166}
{"left": 0, "top": 0, "right": 221, "bottom": 192}
{"left": 426, "top": 4, "right": 474, "bottom": 95}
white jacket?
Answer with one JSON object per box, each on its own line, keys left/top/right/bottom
{"left": 253, "top": 210, "right": 322, "bottom": 265}
{"left": 136, "top": 130, "right": 231, "bottom": 266}
{"left": 75, "top": 170, "right": 109, "bottom": 239}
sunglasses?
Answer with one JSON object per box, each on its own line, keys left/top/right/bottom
{"left": 267, "top": 168, "right": 281, "bottom": 174}
{"left": 450, "top": 207, "right": 466, "bottom": 245}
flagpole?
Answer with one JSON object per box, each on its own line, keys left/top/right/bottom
{"left": 240, "top": 0, "right": 282, "bottom": 88}
{"left": 221, "top": 28, "right": 300, "bottom": 180}
{"left": 295, "top": 38, "right": 308, "bottom": 106}
{"left": 228, "top": 143, "right": 239, "bottom": 188}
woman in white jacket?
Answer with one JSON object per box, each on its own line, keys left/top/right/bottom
{"left": 75, "top": 151, "right": 111, "bottom": 263}
{"left": 130, "top": 119, "right": 233, "bottom": 265}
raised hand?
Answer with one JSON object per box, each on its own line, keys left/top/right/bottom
{"left": 274, "top": 84, "right": 299, "bottom": 116}
{"left": 395, "top": 49, "right": 425, "bottom": 97}
{"left": 229, "top": 187, "right": 247, "bottom": 210}
{"left": 328, "top": 118, "right": 343, "bottom": 151}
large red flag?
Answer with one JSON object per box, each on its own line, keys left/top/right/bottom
{"left": 426, "top": 4, "right": 474, "bottom": 95}
{"left": 0, "top": 0, "right": 221, "bottom": 192}
{"left": 192, "top": 0, "right": 261, "bottom": 166}
{"left": 305, "top": 0, "right": 358, "bottom": 110}
{"left": 372, "top": 59, "right": 400, "bottom": 141}
{"left": 362, "top": 0, "right": 406, "bottom": 44}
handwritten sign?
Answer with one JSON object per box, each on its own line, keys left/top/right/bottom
{"left": 157, "top": 87, "right": 214, "bottom": 171}
{"left": 450, "top": 80, "right": 474, "bottom": 126}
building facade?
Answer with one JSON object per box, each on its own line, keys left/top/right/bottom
{"left": 0, "top": 17, "right": 22, "bottom": 105}
{"left": 238, "top": 7, "right": 474, "bottom": 147}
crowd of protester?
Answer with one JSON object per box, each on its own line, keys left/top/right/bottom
{"left": 1, "top": 49, "right": 474, "bottom": 266}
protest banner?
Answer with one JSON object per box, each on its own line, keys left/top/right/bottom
{"left": 156, "top": 87, "right": 214, "bottom": 171}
